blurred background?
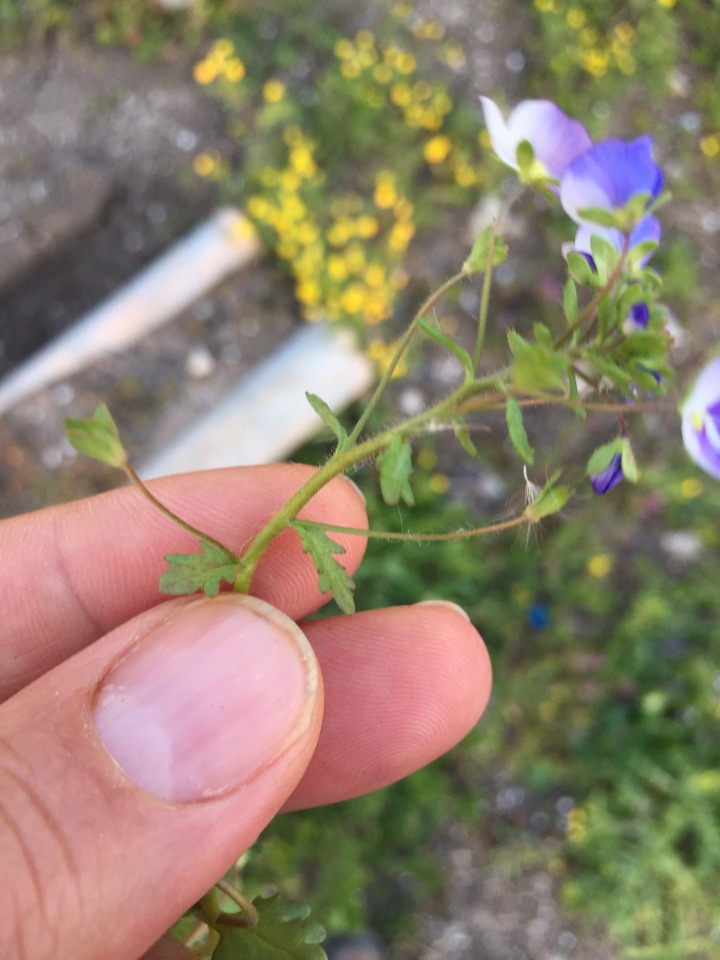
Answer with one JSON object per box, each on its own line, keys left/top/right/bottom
{"left": 1, "top": 1, "right": 719, "bottom": 957}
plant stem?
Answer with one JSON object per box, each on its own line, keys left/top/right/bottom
{"left": 234, "top": 369, "right": 507, "bottom": 593}
{"left": 294, "top": 514, "right": 529, "bottom": 542}
{"left": 215, "top": 880, "right": 258, "bottom": 927}
{"left": 473, "top": 182, "right": 524, "bottom": 370}
{"left": 553, "top": 241, "right": 630, "bottom": 349}
{"left": 346, "top": 269, "right": 468, "bottom": 445}
{"left": 122, "top": 463, "right": 238, "bottom": 559}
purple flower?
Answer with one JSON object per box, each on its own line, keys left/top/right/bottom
{"left": 590, "top": 453, "right": 624, "bottom": 494}
{"left": 571, "top": 212, "right": 661, "bottom": 261}
{"left": 681, "top": 357, "right": 720, "bottom": 479}
{"left": 480, "top": 97, "right": 592, "bottom": 185}
{"left": 560, "top": 136, "right": 664, "bottom": 227}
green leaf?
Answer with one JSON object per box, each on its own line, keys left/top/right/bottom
{"left": 213, "top": 894, "right": 327, "bottom": 960}
{"left": 586, "top": 439, "right": 623, "bottom": 477}
{"left": 626, "top": 240, "right": 659, "bottom": 273}
{"left": 589, "top": 233, "right": 620, "bottom": 284}
{"left": 562, "top": 278, "right": 578, "bottom": 325}
{"left": 377, "top": 435, "right": 415, "bottom": 507}
{"left": 620, "top": 437, "right": 640, "bottom": 484}
{"left": 577, "top": 206, "right": 623, "bottom": 229}
{"left": 507, "top": 329, "right": 568, "bottom": 393}
{"left": 305, "top": 393, "right": 348, "bottom": 450}
{"left": 454, "top": 418, "right": 479, "bottom": 457}
{"left": 292, "top": 522, "right": 356, "bottom": 614}
{"left": 64, "top": 404, "right": 126, "bottom": 468}
{"left": 160, "top": 540, "right": 239, "bottom": 598}
{"left": 566, "top": 251, "right": 597, "bottom": 287}
{"left": 418, "top": 316, "right": 474, "bottom": 381}
{"left": 567, "top": 371, "right": 587, "bottom": 421}
{"left": 462, "top": 225, "right": 508, "bottom": 275}
{"left": 505, "top": 396, "right": 534, "bottom": 465}
{"left": 525, "top": 470, "right": 573, "bottom": 522}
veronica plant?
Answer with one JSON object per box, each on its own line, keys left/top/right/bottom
{"left": 63, "top": 96, "right": 712, "bottom": 958}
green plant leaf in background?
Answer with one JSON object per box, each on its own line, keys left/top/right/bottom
{"left": 505, "top": 395, "right": 534, "bottom": 465}
{"left": 377, "top": 435, "right": 415, "bottom": 506}
{"left": 213, "top": 895, "right": 327, "bottom": 960}
{"left": 305, "top": 392, "right": 349, "bottom": 451}
{"left": 292, "top": 521, "right": 356, "bottom": 614}
{"left": 64, "top": 403, "right": 126, "bottom": 468}
{"left": 160, "top": 540, "right": 239, "bottom": 597}
{"left": 462, "top": 224, "right": 508, "bottom": 275}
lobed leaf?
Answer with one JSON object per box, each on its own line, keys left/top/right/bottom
{"left": 305, "top": 392, "right": 348, "bottom": 451}
{"left": 292, "top": 522, "right": 356, "bottom": 615}
{"left": 160, "top": 540, "right": 239, "bottom": 598}
{"left": 213, "top": 894, "right": 327, "bottom": 960}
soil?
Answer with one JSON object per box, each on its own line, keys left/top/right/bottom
{"left": 3, "top": 1, "right": 712, "bottom": 957}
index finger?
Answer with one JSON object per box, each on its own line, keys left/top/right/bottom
{"left": 0, "top": 464, "right": 367, "bottom": 701}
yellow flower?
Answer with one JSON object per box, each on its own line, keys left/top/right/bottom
{"left": 582, "top": 49, "right": 609, "bottom": 77}
{"left": 700, "top": 134, "right": 720, "bottom": 159}
{"left": 429, "top": 473, "right": 450, "bottom": 494}
{"left": 327, "top": 255, "right": 349, "bottom": 282}
{"left": 534, "top": 0, "right": 555, "bottom": 10}
{"left": 395, "top": 51, "right": 417, "bottom": 75}
{"left": 193, "top": 153, "right": 216, "bottom": 177}
{"left": 393, "top": 198, "right": 414, "bottom": 221}
{"left": 355, "top": 29, "right": 376, "bottom": 49}
{"left": 388, "top": 221, "right": 415, "bottom": 253}
{"left": 296, "top": 279, "right": 322, "bottom": 306}
{"left": 340, "top": 61, "right": 362, "bottom": 79}
{"left": 587, "top": 554, "right": 612, "bottom": 578}
{"left": 263, "top": 79, "right": 286, "bottom": 103}
{"left": 356, "top": 215, "right": 380, "bottom": 238}
{"left": 424, "top": 134, "right": 452, "bottom": 164}
{"left": 566, "top": 7, "right": 586, "bottom": 28}
{"left": 279, "top": 170, "right": 301, "bottom": 193}
{"left": 390, "top": 82, "right": 412, "bottom": 107}
{"left": 364, "top": 263, "right": 386, "bottom": 289}
{"left": 373, "top": 64, "right": 394, "bottom": 84}
{"left": 334, "top": 38, "right": 354, "bottom": 60}
{"left": 679, "top": 477, "right": 703, "bottom": 499}
{"left": 193, "top": 59, "right": 218, "bottom": 85}
{"left": 223, "top": 58, "right": 246, "bottom": 83}
{"left": 374, "top": 178, "right": 398, "bottom": 209}
{"left": 290, "top": 145, "right": 317, "bottom": 178}
{"left": 614, "top": 21, "right": 635, "bottom": 44}
{"left": 340, "top": 283, "right": 367, "bottom": 314}
{"left": 657, "top": 0, "right": 676, "bottom": 7}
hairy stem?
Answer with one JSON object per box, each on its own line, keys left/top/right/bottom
{"left": 294, "top": 513, "right": 529, "bottom": 542}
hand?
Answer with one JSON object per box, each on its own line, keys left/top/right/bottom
{"left": 0, "top": 464, "right": 492, "bottom": 960}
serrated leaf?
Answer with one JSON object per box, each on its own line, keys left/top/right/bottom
{"left": 305, "top": 393, "right": 348, "bottom": 450}
{"left": 64, "top": 404, "right": 126, "bottom": 468}
{"left": 505, "top": 396, "right": 534, "bottom": 465}
{"left": 160, "top": 540, "right": 239, "bottom": 597}
{"left": 563, "top": 278, "right": 578, "bottom": 325}
{"left": 454, "top": 418, "right": 479, "bottom": 457}
{"left": 462, "top": 225, "right": 508, "bottom": 275}
{"left": 525, "top": 470, "right": 573, "bottom": 522}
{"left": 213, "top": 894, "right": 327, "bottom": 960}
{"left": 418, "top": 317, "right": 474, "bottom": 381}
{"left": 586, "top": 440, "right": 623, "bottom": 477}
{"left": 377, "top": 435, "right": 414, "bottom": 507}
{"left": 292, "top": 522, "right": 355, "bottom": 614}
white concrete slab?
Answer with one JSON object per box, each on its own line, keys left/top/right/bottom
{"left": 0, "top": 208, "right": 260, "bottom": 415}
{"left": 139, "top": 323, "right": 374, "bottom": 476}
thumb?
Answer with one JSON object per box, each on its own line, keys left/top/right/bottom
{"left": 0, "top": 595, "right": 322, "bottom": 960}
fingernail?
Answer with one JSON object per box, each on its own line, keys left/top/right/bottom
{"left": 415, "top": 599, "right": 471, "bottom": 622}
{"left": 94, "top": 596, "right": 317, "bottom": 803}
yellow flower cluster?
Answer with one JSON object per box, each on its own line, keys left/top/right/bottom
{"left": 245, "top": 132, "right": 413, "bottom": 333}
{"left": 193, "top": 38, "right": 246, "bottom": 86}
{"left": 534, "top": 3, "right": 638, "bottom": 77}
{"left": 565, "top": 806, "right": 588, "bottom": 844}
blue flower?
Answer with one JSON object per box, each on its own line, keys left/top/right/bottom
{"left": 590, "top": 453, "right": 624, "bottom": 494}
{"left": 571, "top": 212, "right": 661, "bottom": 262}
{"left": 480, "top": 97, "right": 592, "bottom": 186}
{"left": 681, "top": 357, "right": 720, "bottom": 479}
{"left": 560, "top": 136, "right": 664, "bottom": 228}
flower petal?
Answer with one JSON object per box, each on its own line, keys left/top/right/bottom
{"left": 480, "top": 97, "right": 591, "bottom": 180}
{"left": 590, "top": 453, "right": 624, "bottom": 494}
{"left": 681, "top": 357, "right": 720, "bottom": 479}
{"left": 560, "top": 137, "right": 663, "bottom": 223}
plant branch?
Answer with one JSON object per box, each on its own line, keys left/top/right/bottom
{"left": 295, "top": 513, "right": 529, "bottom": 542}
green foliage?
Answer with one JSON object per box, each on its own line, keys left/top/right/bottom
{"left": 417, "top": 316, "right": 474, "bottom": 382}
{"left": 160, "top": 540, "right": 239, "bottom": 598}
{"left": 462, "top": 226, "right": 509, "bottom": 276}
{"left": 64, "top": 404, "right": 126, "bottom": 468}
{"left": 505, "top": 396, "right": 534, "bottom": 465}
{"left": 376, "top": 435, "right": 415, "bottom": 507}
{"left": 305, "top": 393, "right": 349, "bottom": 451}
{"left": 507, "top": 328, "right": 569, "bottom": 392}
{"left": 213, "top": 896, "right": 326, "bottom": 960}
{"left": 524, "top": 470, "right": 573, "bottom": 521}
{"left": 291, "top": 521, "right": 356, "bottom": 614}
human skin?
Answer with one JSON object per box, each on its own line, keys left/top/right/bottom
{"left": 0, "top": 464, "right": 492, "bottom": 960}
